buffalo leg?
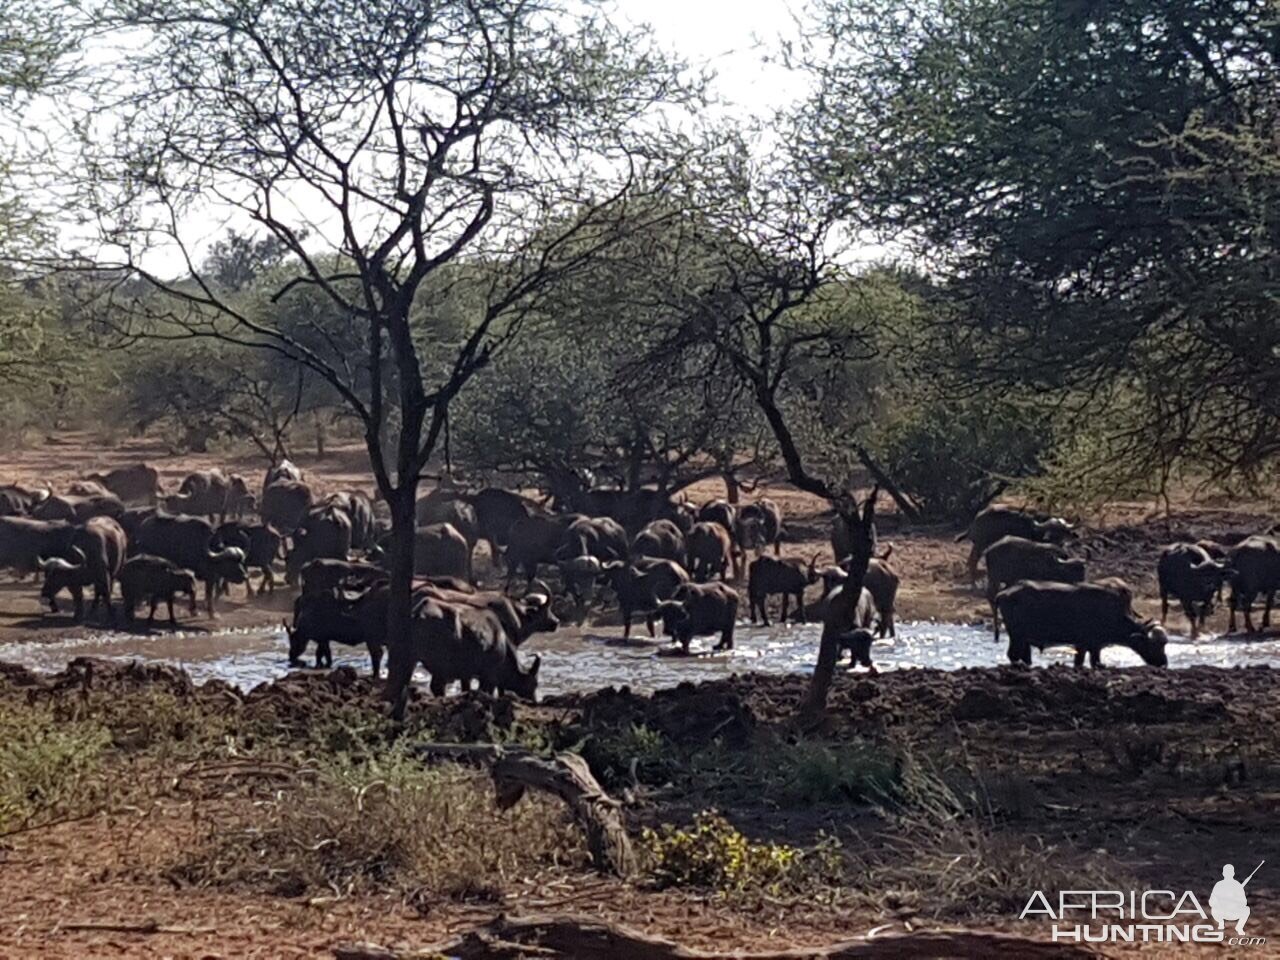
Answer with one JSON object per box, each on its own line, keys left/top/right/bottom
{"left": 780, "top": 593, "right": 790, "bottom": 623}
{"left": 368, "top": 644, "right": 383, "bottom": 678}
{"left": 166, "top": 595, "right": 177, "bottom": 624}
{"left": 204, "top": 580, "right": 215, "bottom": 618}
{"left": 715, "top": 625, "right": 734, "bottom": 651}
{"left": 622, "top": 608, "right": 632, "bottom": 639}
{"left": 645, "top": 615, "right": 656, "bottom": 638}
{"left": 967, "top": 545, "right": 981, "bottom": 585}
{"left": 72, "top": 586, "right": 85, "bottom": 622}
{"left": 1089, "top": 648, "right": 1102, "bottom": 668}
{"left": 1073, "top": 649, "right": 1086, "bottom": 669}
{"left": 1265, "top": 590, "right": 1275, "bottom": 629}
{"left": 793, "top": 592, "right": 805, "bottom": 623}
{"left": 147, "top": 596, "right": 159, "bottom": 625}
{"left": 1181, "top": 599, "right": 1199, "bottom": 638}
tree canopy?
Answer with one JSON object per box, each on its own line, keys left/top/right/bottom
{"left": 798, "top": 0, "right": 1280, "bottom": 492}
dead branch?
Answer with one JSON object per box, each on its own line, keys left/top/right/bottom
{"left": 333, "top": 913, "right": 1104, "bottom": 960}
{"left": 417, "top": 745, "right": 635, "bottom": 877}
{"left": 58, "top": 920, "right": 217, "bottom": 935}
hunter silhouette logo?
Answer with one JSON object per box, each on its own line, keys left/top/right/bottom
{"left": 1210, "top": 862, "right": 1263, "bottom": 934}
{"left": 1021, "top": 860, "right": 1268, "bottom": 946}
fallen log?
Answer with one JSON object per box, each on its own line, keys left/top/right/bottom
{"left": 333, "top": 913, "right": 1103, "bottom": 960}
{"left": 416, "top": 744, "right": 635, "bottom": 877}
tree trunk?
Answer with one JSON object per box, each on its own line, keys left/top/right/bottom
{"left": 723, "top": 468, "right": 740, "bottom": 505}
{"left": 314, "top": 411, "right": 327, "bottom": 459}
{"left": 799, "top": 491, "right": 878, "bottom": 727}
{"left": 382, "top": 487, "right": 418, "bottom": 719}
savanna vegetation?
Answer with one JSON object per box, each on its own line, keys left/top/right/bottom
{"left": 0, "top": 0, "right": 1276, "bottom": 954}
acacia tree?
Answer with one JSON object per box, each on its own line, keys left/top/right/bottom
{"left": 33, "top": 0, "right": 696, "bottom": 709}
{"left": 797, "top": 0, "right": 1280, "bottom": 494}
{"left": 629, "top": 140, "right": 888, "bottom": 720}
{"left": 449, "top": 215, "right": 772, "bottom": 495}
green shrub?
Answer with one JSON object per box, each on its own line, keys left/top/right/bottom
{"left": 0, "top": 702, "right": 110, "bottom": 831}
{"left": 876, "top": 397, "right": 1049, "bottom": 521}
{"left": 641, "top": 810, "right": 846, "bottom": 898}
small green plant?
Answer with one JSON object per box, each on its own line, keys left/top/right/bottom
{"left": 677, "top": 735, "right": 901, "bottom": 807}
{"left": 642, "top": 810, "right": 823, "bottom": 894}
{"left": 0, "top": 701, "right": 110, "bottom": 831}
{"left": 584, "top": 723, "right": 674, "bottom": 787}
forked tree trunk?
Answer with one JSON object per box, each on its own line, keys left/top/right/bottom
{"left": 799, "top": 491, "right": 878, "bottom": 726}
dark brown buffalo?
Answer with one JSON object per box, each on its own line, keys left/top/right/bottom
{"left": 286, "top": 506, "right": 352, "bottom": 585}
{"left": 0, "top": 516, "right": 77, "bottom": 576}
{"left": 33, "top": 492, "right": 125, "bottom": 523}
{"left": 632, "top": 519, "right": 686, "bottom": 566}
{"left": 411, "top": 522, "right": 471, "bottom": 581}
{"left": 300, "top": 557, "right": 386, "bottom": 598}
{"left": 956, "top": 505, "right": 1075, "bottom": 585}
{"left": 818, "top": 559, "right": 897, "bottom": 637}
{"left": 737, "top": 498, "right": 783, "bottom": 555}
{"left": 600, "top": 558, "right": 691, "bottom": 638}
{"left": 119, "top": 554, "right": 199, "bottom": 626}
{"left": 557, "top": 515, "right": 629, "bottom": 564}
{"left": 417, "top": 495, "right": 480, "bottom": 568}
{"left": 996, "top": 580, "right": 1168, "bottom": 668}
{"left": 214, "top": 520, "right": 284, "bottom": 595}
{"left": 163, "top": 469, "right": 241, "bottom": 521}
{"left": 1157, "top": 542, "right": 1231, "bottom": 637}
{"left": 263, "top": 459, "right": 303, "bottom": 495}
{"left": 286, "top": 583, "right": 388, "bottom": 674}
{"left": 657, "top": 581, "right": 738, "bottom": 653}
{"left": 260, "top": 479, "right": 314, "bottom": 534}
{"left": 1227, "top": 536, "right": 1280, "bottom": 633}
{"left": 687, "top": 521, "right": 733, "bottom": 582}
{"left": 0, "top": 483, "right": 49, "bottom": 516}
{"left": 135, "top": 513, "right": 248, "bottom": 615}
{"left": 38, "top": 516, "right": 126, "bottom": 621}
{"left": 747, "top": 554, "right": 818, "bottom": 626}
{"left": 461, "top": 488, "right": 536, "bottom": 568}
{"left": 86, "top": 463, "right": 161, "bottom": 505}
{"left": 984, "top": 536, "right": 1086, "bottom": 639}
{"left": 546, "top": 466, "right": 686, "bottom": 534}
{"left": 504, "top": 513, "right": 579, "bottom": 585}
{"left": 418, "top": 582, "right": 558, "bottom": 647}
{"left": 67, "top": 480, "right": 111, "bottom": 498}
{"left": 325, "top": 491, "right": 377, "bottom": 550}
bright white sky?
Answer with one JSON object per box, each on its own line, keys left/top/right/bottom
{"left": 13, "top": 0, "right": 825, "bottom": 275}
{"left": 617, "top": 0, "right": 808, "bottom": 116}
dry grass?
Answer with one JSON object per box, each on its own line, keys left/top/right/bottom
{"left": 847, "top": 751, "right": 1133, "bottom": 920}
{"left": 168, "top": 746, "right": 587, "bottom": 902}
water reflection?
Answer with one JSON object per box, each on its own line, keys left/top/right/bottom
{"left": 2, "top": 619, "right": 1276, "bottom": 696}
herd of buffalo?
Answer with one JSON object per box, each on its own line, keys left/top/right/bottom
{"left": 1, "top": 460, "right": 1279, "bottom": 708}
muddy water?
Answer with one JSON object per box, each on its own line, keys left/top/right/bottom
{"left": 3, "top": 619, "right": 1279, "bottom": 696}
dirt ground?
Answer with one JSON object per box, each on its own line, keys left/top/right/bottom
{"left": 3, "top": 660, "right": 1280, "bottom": 958}
{"left": 1, "top": 434, "right": 1279, "bottom": 958}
